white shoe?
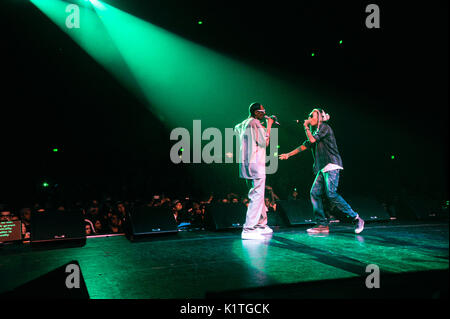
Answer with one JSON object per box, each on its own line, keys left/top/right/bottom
{"left": 241, "top": 231, "right": 266, "bottom": 240}
{"left": 355, "top": 215, "right": 365, "bottom": 234}
{"left": 256, "top": 226, "right": 273, "bottom": 234}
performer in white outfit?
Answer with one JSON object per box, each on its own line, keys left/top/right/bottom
{"left": 234, "top": 102, "right": 274, "bottom": 240}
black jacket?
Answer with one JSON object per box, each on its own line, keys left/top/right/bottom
{"left": 303, "top": 123, "right": 343, "bottom": 175}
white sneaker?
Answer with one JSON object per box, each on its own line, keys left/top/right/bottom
{"left": 241, "top": 231, "right": 266, "bottom": 240}
{"left": 256, "top": 226, "right": 273, "bottom": 234}
{"left": 355, "top": 215, "right": 365, "bottom": 234}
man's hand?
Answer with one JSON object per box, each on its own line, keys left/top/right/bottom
{"left": 303, "top": 119, "right": 310, "bottom": 128}
{"left": 279, "top": 153, "right": 289, "bottom": 160}
{"left": 266, "top": 117, "right": 275, "bottom": 126}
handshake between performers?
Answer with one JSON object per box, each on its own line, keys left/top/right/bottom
{"left": 235, "top": 103, "right": 364, "bottom": 240}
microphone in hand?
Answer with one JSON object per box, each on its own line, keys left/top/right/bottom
{"left": 265, "top": 115, "right": 280, "bottom": 126}
{"left": 295, "top": 119, "right": 309, "bottom": 127}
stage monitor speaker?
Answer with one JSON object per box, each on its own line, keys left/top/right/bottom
{"left": 333, "top": 195, "right": 391, "bottom": 222}
{"left": 267, "top": 209, "right": 287, "bottom": 227}
{"left": 1, "top": 260, "right": 89, "bottom": 299}
{"left": 30, "top": 210, "right": 86, "bottom": 247}
{"left": 277, "top": 199, "right": 315, "bottom": 225}
{"left": 127, "top": 206, "right": 178, "bottom": 240}
{"left": 205, "top": 203, "right": 247, "bottom": 230}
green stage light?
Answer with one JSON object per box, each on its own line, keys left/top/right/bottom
{"left": 88, "top": 1, "right": 318, "bottom": 129}
{"left": 32, "top": 0, "right": 329, "bottom": 193}
{"left": 339, "top": 40, "right": 343, "bottom": 45}
{"left": 32, "top": 0, "right": 320, "bottom": 131}
{"left": 391, "top": 155, "right": 395, "bottom": 160}
{"left": 198, "top": 21, "right": 203, "bottom": 25}
{"left": 311, "top": 52, "right": 315, "bottom": 57}
{"left": 42, "top": 182, "right": 49, "bottom": 187}
{"left": 89, "top": 0, "right": 106, "bottom": 10}
{"left": 30, "top": 0, "right": 144, "bottom": 102}
{"left": 30, "top": 0, "right": 363, "bottom": 227}
{"left": 52, "top": 148, "right": 59, "bottom": 152}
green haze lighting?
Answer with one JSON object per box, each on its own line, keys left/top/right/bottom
{"left": 88, "top": 0, "right": 319, "bottom": 129}
{"left": 32, "top": 0, "right": 329, "bottom": 196}
{"left": 311, "top": 52, "right": 315, "bottom": 57}
{"left": 31, "top": 0, "right": 324, "bottom": 131}
{"left": 53, "top": 148, "right": 59, "bottom": 152}
{"left": 339, "top": 40, "right": 343, "bottom": 45}
{"left": 30, "top": 0, "right": 357, "bottom": 222}
{"left": 277, "top": 145, "right": 280, "bottom": 149}
{"left": 42, "top": 182, "right": 49, "bottom": 187}
{"left": 89, "top": 0, "right": 106, "bottom": 10}
{"left": 30, "top": 0, "right": 141, "bottom": 101}
{"left": 391, "top": 155, "right": 395, "bottom": 160}
{"left": 180, "top": 148, "right": 184, "bottom": 152}
{"left": 198, "top": 21, "right": 203, "bottom": 25}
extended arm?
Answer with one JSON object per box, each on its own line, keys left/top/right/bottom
{"left": 279, "top": 144, "right": 308, "bottom": 160}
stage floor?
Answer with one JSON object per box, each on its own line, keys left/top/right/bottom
{"left": 1, "top": 221, "right": 448, "bottom": 298}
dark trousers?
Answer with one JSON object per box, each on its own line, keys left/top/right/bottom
{"left": 310, "top": 169, "right": 358, "bottom": 226}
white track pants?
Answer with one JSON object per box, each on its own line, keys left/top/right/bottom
{"left": 243, "top": 177, "right": 268, "bottom": 232}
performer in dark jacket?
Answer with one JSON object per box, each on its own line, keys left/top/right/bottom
{"left": 279, "top": 108, "right": 364, "bottom": 234}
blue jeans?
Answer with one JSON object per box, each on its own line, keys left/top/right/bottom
{"left": 310, "top": 169, "right": 358, "bottom": 226}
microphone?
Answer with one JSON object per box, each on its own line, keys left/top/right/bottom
{"left": 265, "top": 115, "right": 280, "bottom": 126}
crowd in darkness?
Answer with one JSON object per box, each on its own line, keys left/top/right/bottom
{"left": 1, "top": 184, "right": 448, "bottom": 242}
{"left": 0, "top": 185, "right": 292, "bottom": 240}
